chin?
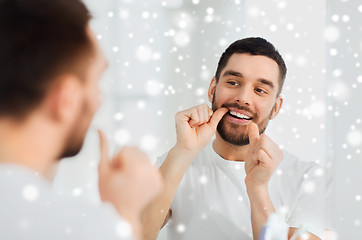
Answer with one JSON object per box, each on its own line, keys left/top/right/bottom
{"left": 59, "top": 137, "right": 85, "bottom": 159}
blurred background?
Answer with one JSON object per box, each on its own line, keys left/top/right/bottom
{"left": 52, "top": 0, "right": 362, "bottom": 239}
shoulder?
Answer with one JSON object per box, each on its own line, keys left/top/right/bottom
{"left": 279, "top": 151, "right": 323, "bottom": 176}
{"left": 272, "top": 151, "right": 325, "bottom": 191}
{"left": 0, "top": 165, "right": 134, "bottom": 239}
{"left": 155, "top": 144, "right": 213, "bottom": 169}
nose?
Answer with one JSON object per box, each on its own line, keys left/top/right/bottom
{"left": 235, "top": 86, "right": 252, "bottom": 106}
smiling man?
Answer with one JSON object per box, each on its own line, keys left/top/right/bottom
{"left": 142, "top": 38, "right": 325, "bottom": 240}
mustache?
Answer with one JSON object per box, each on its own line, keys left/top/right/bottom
{"left": 221, "top": 103, "right": 257, "bottom": 119}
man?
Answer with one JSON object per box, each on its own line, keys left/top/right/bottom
{"left": 142, "top": 38, "right": 325, "bottom": 239}
{"left": 0, "top": 0, "right": 162, "bottom": 239}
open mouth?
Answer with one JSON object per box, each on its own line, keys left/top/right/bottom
{"left": 228, "top": 111, "right": 252, "bottom": 120}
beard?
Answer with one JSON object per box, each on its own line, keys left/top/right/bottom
{"left": 59, "top": 130, "right": 86, "bottom": 159}
{"left": 212, "top": 92, "right": 273, "bottom": 146}
{"left": 58, "top": 99, "right": 92, "bottom": 159}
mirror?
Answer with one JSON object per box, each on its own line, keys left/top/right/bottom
{"left": 53, "top": 0, "right": 362, "bottom": 238}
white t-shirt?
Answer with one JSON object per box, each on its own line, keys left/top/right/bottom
{"left": 0, "top": 164, "right": 134, "bottom": 240}
{"left": 156, "top": 141, "right": 325, "bottom": 240}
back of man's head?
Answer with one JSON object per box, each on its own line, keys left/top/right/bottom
{"left": 0, "top": 0, "right": 92, "bottom": 120}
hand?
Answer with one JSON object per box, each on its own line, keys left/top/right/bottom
{"left": 244, "top": 123, "right": 283, "bottom": 189}
{"left": 97, "top": 130, "right": 163, "bottom": 223}
{"left": 174, "top": 104, "right": 228, "bottom": 154}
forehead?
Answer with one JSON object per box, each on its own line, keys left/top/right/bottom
{"left": 221, "top": 53, "right": 280, "bottom": 85}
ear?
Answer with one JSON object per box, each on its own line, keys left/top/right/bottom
{"left": 48, "top": 74, "right": 82, "bottom": 123}
{"left": 208, "top": 77, "right": 217, "bottom": 103}
{"left": 270, "top": 96, "right": 283, "bottom": 120}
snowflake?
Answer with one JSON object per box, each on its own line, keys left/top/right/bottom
{"left": 330, "top": 48, "right": 338, "bottom": 56}
{"left": 269, "top": 24, "right": 277, "bottom": 32}
{"left": 142, "top": 11, "right": 150, "bottom": 19}
{"left": 192, "top": 0, "right": 199, "bottom": 5}
{"left": 116, "top": 221, "right": 132, "bottom": 238}
{"left": 72, "top": 187, "right": 82, "bottom": 197}
{"left": 112, "top": 46, "right": 119, "bottom": 53}
{"left": 357, "top": 75, "right": 362, "bottom": 83}
{"left": 177, "top": 224, "right": 186, "bottom": 233}
{"left": 141, "top": 135, "right": 158, "bottom": 151}
{"left": 199, "top": 175, "right": 208, "bottom": 185}
{"left": 342, "top": 15, "right": 350, "bottom": 22}
{"left": 174, "top": 31, "right": 190, "bottom": 47}
{"left": 324, "top": 26, "right": 340, "bottom": 42}
{"left": 346, "top": 130, "right": 362, "bottom": 147}
{"left": 136, "top": 45, "right": 152, "bottom": 62}
{"left": 114, "top": 112, "right": 124, "bottom": 121}
{"left": 119, "top": 9, "right": 130, "bottom": 19}
{"left": 22, "top": 184, "right": 39, "bottom": 201}
{"left": 146, "top": 80, "right": 162, "bottom": 96}
{"left": 332, "top": 14, "right": 339, "bottom": 22}
{"left": 247, "top": 6, "right": 260, "bottom": 17}
{"left": 286, "top": 23, "right": 294, "bottom": 31}
{"left": 114, "top": 129, "right": 131, "bottom": 145}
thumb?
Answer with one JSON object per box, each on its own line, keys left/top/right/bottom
{"left": 98, "top": 129, "right": 109, "bottom": 173}
{"left": 208, "top": 107, "right": 228, "bottom": 129}
{"left": 245, "top": 123, "right": 260, "bottom": 174}
{"left": 247, "top": 123, "right": 260, "bottom": 147}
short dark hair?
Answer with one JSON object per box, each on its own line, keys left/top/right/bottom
{"left": 0, "top": 0, "right": 92, "bottom": 119}
{"left": 215, "top": 37, "right": 287, "bottom": 96}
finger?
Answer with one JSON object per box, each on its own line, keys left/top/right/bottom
{"left": 117, "top": 146, "right": 151, "bottom": 167}
{"left": 188, "top": 109, "right": 200, "bottom": 127}
{"left": 113, "top": 146, "right": 135, "bottom": 168}
{"left": 193, "top": 106, "right": 206, "bottom": 126}
{"left": 198, "top": 105, "right": 209, "bottom": 124}
{"left": 247, "top": 123, "right": 260, "bottom": 147}
{"left": 255, "top": 135, "right": 284, "bottom": 165}
{"left": 208, "top": 108, "right": 213, "bottom": 118}
{"left": 257, "top": 148, "right": 271, "bottom": 166}
{"left": 256, "top": 149, "right": 279, "bottom": 177}
{"left": 208, "top": 107, "right": 228, "bottom": 129}
{"left": 191, "top": 104, "right": 213, "bottom": 127}
{"left": 98, "top": 129, "right": 109, "bottom": 172}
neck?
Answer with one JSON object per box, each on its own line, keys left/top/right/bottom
{"left": 0, "top": 115, "right": 61, "bottom": 181}
{"left": 213, "top": 133, "right": 250, "bottom": 161}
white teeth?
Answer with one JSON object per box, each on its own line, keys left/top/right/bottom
{"left": 229, "top": 111, "right": 252, "bottom": 120}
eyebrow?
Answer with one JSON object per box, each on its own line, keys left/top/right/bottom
{"left": 222, "top": 70, "right": 243, "bottom": 78}
{"left": 259, "top": 78, "right": 275, "bottom": 89}
{"left": 222, "top": 70, "right": 275, "bottom": 89}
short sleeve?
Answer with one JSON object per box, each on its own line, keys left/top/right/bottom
{"left": 82, "top": 202, "right": 135, "bottom": 240}
{"left": 287, "top": 163, "right": 325, "bottom": 239}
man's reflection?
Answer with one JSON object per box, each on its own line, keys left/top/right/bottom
{"left": 143, "top": 37, "right": 325, "bottom": 240}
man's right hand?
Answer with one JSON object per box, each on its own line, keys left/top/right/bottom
{"left": 97, "top": 130, "right": 163, "bottom": 232}
{"left": 174, "top": 104, "right": 228, "bottom": 154}
{"left": 140, "top": 104, "right": 227, "bottom": 240}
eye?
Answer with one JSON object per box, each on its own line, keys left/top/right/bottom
{"left": 227, "top": 81, "right": 239, "bottom": 86}
{"left": 255, "top": 88, "right": 266, "bottom": 94}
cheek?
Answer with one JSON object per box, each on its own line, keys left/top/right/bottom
{"left": 86, "top": 84, "right": 101, "bottom": 112}
{"left": 213, "top": 88, "right": 232, "bottom": 104}
{"left": 93, "top": 90, "right": 102, "bottom": 111}
{"left": 94, "top": 87, "right": 102, "bottom": 108}
{"left": 258, "top": 102, "right": 276, "bottom": 118}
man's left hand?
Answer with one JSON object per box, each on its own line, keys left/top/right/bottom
{"left": 244, "top": 123, "right": 284, "bottom": 189}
